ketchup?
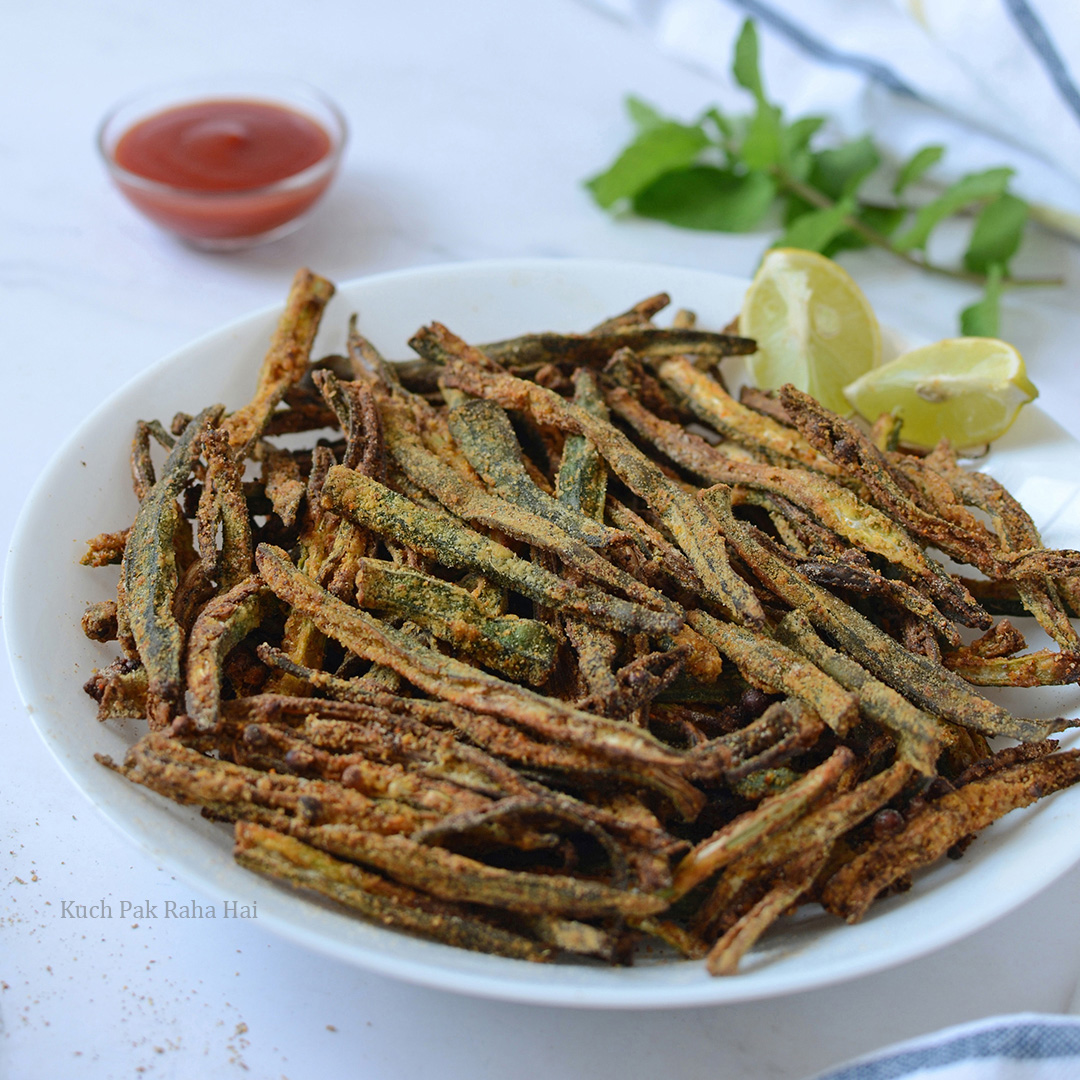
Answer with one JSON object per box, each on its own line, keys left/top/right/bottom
{"left": 108, "top": 98, "right": 339, "bottom": 244}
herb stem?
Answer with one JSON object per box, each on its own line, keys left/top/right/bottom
{"left": 772, "top": 168, "right": 1063, "bottom": 289}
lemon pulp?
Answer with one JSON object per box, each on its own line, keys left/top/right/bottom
{"left": 739, "top": 248, "right": 882, "bottom": 415}
{"left": 843, "top": 337, "right": 1038, "bottom": 449}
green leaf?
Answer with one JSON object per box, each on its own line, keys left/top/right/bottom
{"left": 960, "top": 264, "right": 1004, "bottom": 337}
{"left": 733, "top": 19, "right": 766, "bottom": 102}
{"left": 811, "top": 136, "right": 880, "bottom": 200}
{"left": 963, "top": 193, "right": 1028, "bottom": 274}
{"left": 821, "top": 204, "right": 906, "bottom": 258}
{"left": 585, "top": 122, "right": 710, "bottom": 209}
{"left": 742, "top": 103, "right": 783, "bottom": 170}
{"left": 632, "top": 166, "right": 777, "bottom": 231}
{"left": 781, "top": 116, "right": 825, "bottom": 180}
{"left": 626, "top": 96, "right": 667, "bottom": 132}
{"left": 703, "top": 106, "right": 734, "bottom": 141}
{"left": 893, "top": 144, "right": 944, "bottom": 196}
{"left": 783, "top": 116, "right": 826, "bottom": 156}
{"left": 776, "top": 197, "right": 856, "bottom": 252}
{"left": 893, "top": 167, "right": 1014, "bottom": 252}
{"left": 861, "top": 203, "right": 907, "bottom": 237}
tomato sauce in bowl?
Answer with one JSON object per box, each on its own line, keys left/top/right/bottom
{"left": 99, "top": 78, "right": 346, "bottom": 249}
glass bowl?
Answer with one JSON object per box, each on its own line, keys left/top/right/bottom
{"left": 97, "top": 75, "right": 347, "bottom": 251}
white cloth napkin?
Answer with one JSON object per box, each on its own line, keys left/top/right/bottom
{"left": 805, "top": 1014, "right": 1080, "bottom": 1080}
{"left": 584, "top": 0, "right": 1080, "bottom": 237}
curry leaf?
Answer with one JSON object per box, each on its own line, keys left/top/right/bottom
{"left": 893, "top": 167, "right": 1014, "bottom": 252}
{"left": 626, "top": 96, "right": 666, "bottom": 133}
{"left": 811, "top": 136, "right": 880, "bottom": 200}
{"left": 632, "top": 166, "right": 776, "bottom": 231}
{"left": 704, "top": 106, "right": 735, "bottom": 142}
{"left": 776, "top": 197, "right": 856, "bottom": 252}
{"left": 823, "top": 205, "right": 906, "bottom": 257}
{"left": 964, "top": 193, "right": 1028, "bottom": 274}
{"left": 781, "top": 116, "right": 825, "bottom": 180}
{"left": 960, "top": 264, "right": 1004, "bottom": 337}
{"left": 783, "top": 116, "right": 825, "bottom": 156}
{"left": 742, "top": 103, "right": 784, "bottom": 170}
{"left": 893, "top": 145, "right": 945, "bottom": 196}
{"left": 732, "top": 19, "right": 766, "bottom": 103}
{"left": 585, "top": 121, "right": 710, "bottom": 208}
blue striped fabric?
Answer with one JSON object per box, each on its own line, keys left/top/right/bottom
{"left": 811, "top": 1016, "right": 1080, "bottom": 1080}
{"left": 1002, "top": 0, "right": 1080, "bottom": 126}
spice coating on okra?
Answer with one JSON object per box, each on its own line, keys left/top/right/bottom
{"left": 79, "top": 270, "right": 1080, "bottom": 976}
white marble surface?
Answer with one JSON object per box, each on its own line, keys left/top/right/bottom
{"left": 4, "top": 2, "right": 1080, "bottom": 1078}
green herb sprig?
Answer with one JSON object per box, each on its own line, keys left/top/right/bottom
{"left": 585, "top": 19, "right": 1061, "bottom": 337}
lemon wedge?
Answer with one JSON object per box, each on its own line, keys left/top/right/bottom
{"left": 843, "top": 337, "right": 1038, "bottom": 449}
{"left": 739, "top": 248, "right": 882, "bottom": 415}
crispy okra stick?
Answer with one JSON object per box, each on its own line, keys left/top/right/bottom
{"left": 106, "top": 733, "right": 436, "bottom": 834}
{"left": 378, "top": 390, "right": 672, "bottom": 615}
{"left": 556, "top": 370, "right": 609, "bottom": 517}
{"left": 704, "top": 761, "right": 912, "bottom": 974}
{"left": 82, "top": 600, "right": 119, "bottom": 642}
{"left": 227, "top": 722, "right": 495, "bottom": 814}
{"left": 259, "top": 445, "right": 305, "bottom": 529}
{"left": 130, "top": 419, "right": 175, "bottom": 502}
{"left": 796, "top": 558, "right": 965, "bottom": 646}
{"left": 923, "top": 443, "right": 1080, "bottom": 646}
{"left": 688, "top": 611, "right": 859, "bottom": 735}
{"left": 580, "top": 646, "right": 689, "bottom": 722}
{"left": 564, "top": 618, "right": 620, "bottom": 702}
{"left": 81, "top": 528, "right": 129, "bottom": 567}
{"left": 706, "top": 848, "right": 825, "bottom": 975}
{"left": 255, "top": 543, "right": 694, "bottom": 774}
{"left": 604, "top": 498, "right": 703, "bottom": 595}
{"left": 669, "top": 747, "right": 854, "bottom": 899}
{"left": 587, "top": 292, "right": 671, "bottom": 334}
{"left": 197, "top": 427, "right": 254, "bottom": 593}
{"left": 247, "top": 661, "right": 697, "bottom": 829}
{"left": 941, "top": 648, "right": 1080, "bottom": 687}
{"left": 653, "top": 357, "right": 842, "bottom": 475}
{"left": 702, "top": 485, "right": 1054, "bottom": 743}
{"left": 320, "top": 467, "right": 681, "bottom": 635}
{"left": 821, "top": 751, "right": 1080, "bottom": 922}
{"left": 227, "top": 687, "right": 538, "bottom": 799}
{"left": 412, "top": 795, "right": 629, "bottom": 881}
{"left": 221, "top": 268, "right": 335, "bottom": 456}
{"left": 447, "top": 396, "right": 622, "bottom": 548}
{"left": 604, "top": 380, "right": 981, "bottom": 620}
{"left": 776, "top": 610, "right": 941, "bottom": 776}
{"left": 233, "top": 823, "right": 552, "bottom": 961}
{"left": 781, "top": 385, "right": 1080, "bottom": 584}
{"left": 525, "top": 917, "right": 615, "bottom": 960}
{"left": 83, "top": 658, "right": 148, "bottom": 721}
{"left": 312, "top": 369, "right": 386, "bottom": 478}
{"left": 263, "top": 445, "right": 339, "bottom": 695}
{"left": 283, "top": 822, "right": 666, "bottom": 918}
{"left": 460, "top": 326, "right": 756, "bottom": 371}
{"left": 242, "top": 686, "right": 684, "bottom": 859}
{"left": 122, "top": 404, "right": 224, "bottom": 728}
{"left": 438, "top": 355, "right": 764, "bottom": 626}
{"left": 555, "top": 370, "right": 623, "bottom": 702}
{"left": 354, "top": 557, "right": 559, "bottom": 686}
{"left": 708, "top": 698, "right": 825, "bottom": 782}
{"left": 184, "top": 576, "right": 275, "bottom": 730}
{"left": 738, "top": 386, "right": 792, "bottom": 427}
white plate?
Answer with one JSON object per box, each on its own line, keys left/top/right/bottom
{"left": 6, "top": 258, "right": 1080, "bottom": 1009}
